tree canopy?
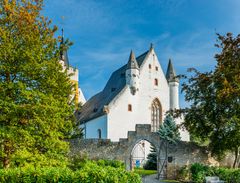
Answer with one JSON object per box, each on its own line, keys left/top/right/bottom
{"left": 0, "top": 0, "right": 75, "bottom": 168}
{"left": 180, "top": 33, "right": 240, "bottom": 168}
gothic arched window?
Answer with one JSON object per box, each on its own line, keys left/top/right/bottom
{"left": 151, "top": 99, "right": 162, "bottom": 132}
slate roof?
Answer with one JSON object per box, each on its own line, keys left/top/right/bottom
{"left": 77, "top": 50, "right": 149, "bottom": 123}
{"left": 166, "top": 59, "right": 179, "bottom": 83}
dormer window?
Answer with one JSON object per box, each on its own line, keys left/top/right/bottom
{"left": 154, "top": 79, "right": 158, "bottom": 86}
{"left": 93, "top": 108, "right": 98, "bottom": 112}
{"left": 111, "top": 88, "right": 116, "bottom": 92}
{"left": 128, "top": 104, "right": 132, "bottom": 112}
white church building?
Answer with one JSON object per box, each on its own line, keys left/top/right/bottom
{"left": 77, "top": 44, "right": 189, "bottom": 142}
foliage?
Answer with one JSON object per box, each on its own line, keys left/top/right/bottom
{"left": 177, "top": 163, "right": 240, "bottom": 183}
{"left": 96, "top": 159, "right": 124, "bottom": 169}
{"left": 134, "top": 167, "right": 157, "bottom": 177}
{"left": 178, "top": 33, "right": 240, "bottom": 168}
{"left": 143, "top": 145, "right": 157, "bottom": 170}
{"left": 68, "top": 154, "right": 124, "bottom": 171}
{"left": 159, "top": 115, "right": 180, "bottom": 144}
{"left": 177, "top": 165, "right": 191, "bottom": 182}
{"left": 0, "top": 0, "right": 76, "bottom": 168}
{"left": 190, "top": 163, "right": 213, "bottom": 183}
{"left": 0, "top": 161, "right": 141, "bottom": 183}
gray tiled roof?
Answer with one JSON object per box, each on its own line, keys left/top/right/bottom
{"left": 77, "top": 50, "right": 149, "bottom": 123}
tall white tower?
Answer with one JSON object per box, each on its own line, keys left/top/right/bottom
{"left": 126, "top": 50, "right": 140, "bottom": 95}
{"left": 166, "top": 59, "right": 179, "bottom": 110}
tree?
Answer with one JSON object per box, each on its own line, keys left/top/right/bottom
{"left": 0, "top": 0, "right": 75, "bottom": 168}
{"left": 180, "top": 33, "right": 240, "bottom": 168}
{"left": 143, "top": 145, "right": 157, "bottom": 170}
{"left": 144, "top": 115, "right": 180, "bottom": 171}
{"left": 157, "top": 115, "right": 180, "bottom": 178}
{"left": 158, "top": 115, "right": 180, "bottom": 143}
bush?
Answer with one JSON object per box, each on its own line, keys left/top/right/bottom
{"left": 0, "top": 161, "right": 141, "bottom": 183}
{"left": 96, "top": 159, "right": 124, "bottom": 169}
{"left": 190, "top": 163, "right": 213, "bottom": 183}
{"left": 178, "top": 163, "right": 240, "bottom": 183}
{"left": 177, "top": 165, "right": 191, "bottom": 182}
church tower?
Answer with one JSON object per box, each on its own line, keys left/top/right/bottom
{"left": 125, "top": 50, "right": 140, "bottom": 95}
{"left": 166, "top": 59, "right": 179, "bottom": 109}
{"left": 59, "top": 29, "right": 86, "bottom": 107}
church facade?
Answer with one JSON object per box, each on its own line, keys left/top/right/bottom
{"left": 78, "top": 45, "right": 189, "bottom": 142}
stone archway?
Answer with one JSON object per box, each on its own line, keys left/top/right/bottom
{"left": 121, "top": 124, "right": 162, "bottom": 171}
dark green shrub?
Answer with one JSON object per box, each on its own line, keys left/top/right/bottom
{"left": 190, "top": 163, "right": 213, "bottom": 183}
{"left": 187, "top": 163, "right": 240, "bottom": 183}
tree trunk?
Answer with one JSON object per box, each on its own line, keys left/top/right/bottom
{"left": 233, "top": 147, "right": 239, "bottom": 169}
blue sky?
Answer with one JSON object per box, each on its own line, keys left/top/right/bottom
{"left": 43, "top": 0, "right": 240, "bottom": 107}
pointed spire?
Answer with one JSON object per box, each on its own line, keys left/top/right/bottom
{"left": 149, "top": 43, "right": 154, "bottom": 51}
{"left": 127, "top": 50, "right": 139, "bottom": 70}
{"left": 166, "top": 59, "right": 179, "bottom": 83}
{"left": 60, "top": 28, "right": 69, "bottom": 67}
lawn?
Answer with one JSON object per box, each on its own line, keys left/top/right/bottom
{"left": 133, "top": 167, "right": 157, "bottom": 176}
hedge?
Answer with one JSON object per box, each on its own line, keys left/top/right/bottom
{"left": 0, "top": 161, "right": 141, "bottom": 183}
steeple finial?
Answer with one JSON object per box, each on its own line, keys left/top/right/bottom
{"left": 150, "top": 43, "right": 154, "bottom": 51}
{"left": 127, "top": 50, "right": 139, "bottom": 70}
{"left": 166, "top": 58, "right": 179, "bottom": 83}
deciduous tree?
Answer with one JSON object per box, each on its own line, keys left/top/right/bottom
{"left": 180, "top": 33, "right": 240, "bottom": 168}
{"left": 0, "top": 0, "right": 75, "bottom": 168}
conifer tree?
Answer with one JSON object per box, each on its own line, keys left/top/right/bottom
{"left": 144, "top": 116, "right": 180, "bottom": 170}
{"left": 159, "top": 115, "right": 180, "bottom": 143}
{"left": 0, "top": 0, "right": 75, "bottom": 168}
{"left": 144, "top": 145, "right": 157, "bottom": 170}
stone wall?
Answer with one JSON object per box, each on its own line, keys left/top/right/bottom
{"left": 69, "top": 124, "right": 234, "bottom": 178}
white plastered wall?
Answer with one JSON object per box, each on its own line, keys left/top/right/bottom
{"left": 81, "top": 115, "right": 107, "bottom": 139}
{"left": 107, "top": 49, "right": 170, "bottom": 141}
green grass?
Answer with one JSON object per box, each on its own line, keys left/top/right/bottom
{"left": 133, "top": 167, "right": 157, "bottom": 176}
{"left": 161, "top": 180, "right": 180, "bottom": 183}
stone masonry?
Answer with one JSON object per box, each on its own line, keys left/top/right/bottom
{"left": 70, "top": 124, "right": 233, "bottom": 178}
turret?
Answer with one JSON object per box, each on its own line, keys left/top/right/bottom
{"left": 126, "top": 50, "right": 140, "bottom": 95}
{"left": 166, "top": 59, "right": 179, "bottom": 109}
{"left": 59, "top": 29, "right": 69, "bottom": 67}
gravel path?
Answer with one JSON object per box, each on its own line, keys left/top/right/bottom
{"left": 141, "top": 174, "right": 162, "bottom": 183}
{"left": 141, "top": 174, "right": 178, "bottom": 183}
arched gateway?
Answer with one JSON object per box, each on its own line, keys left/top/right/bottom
{"left": 70, "top": 124, "right": 166, "bottom": 177}
{"left": 122, "top": 124, "right": 162, "bottom": 170}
